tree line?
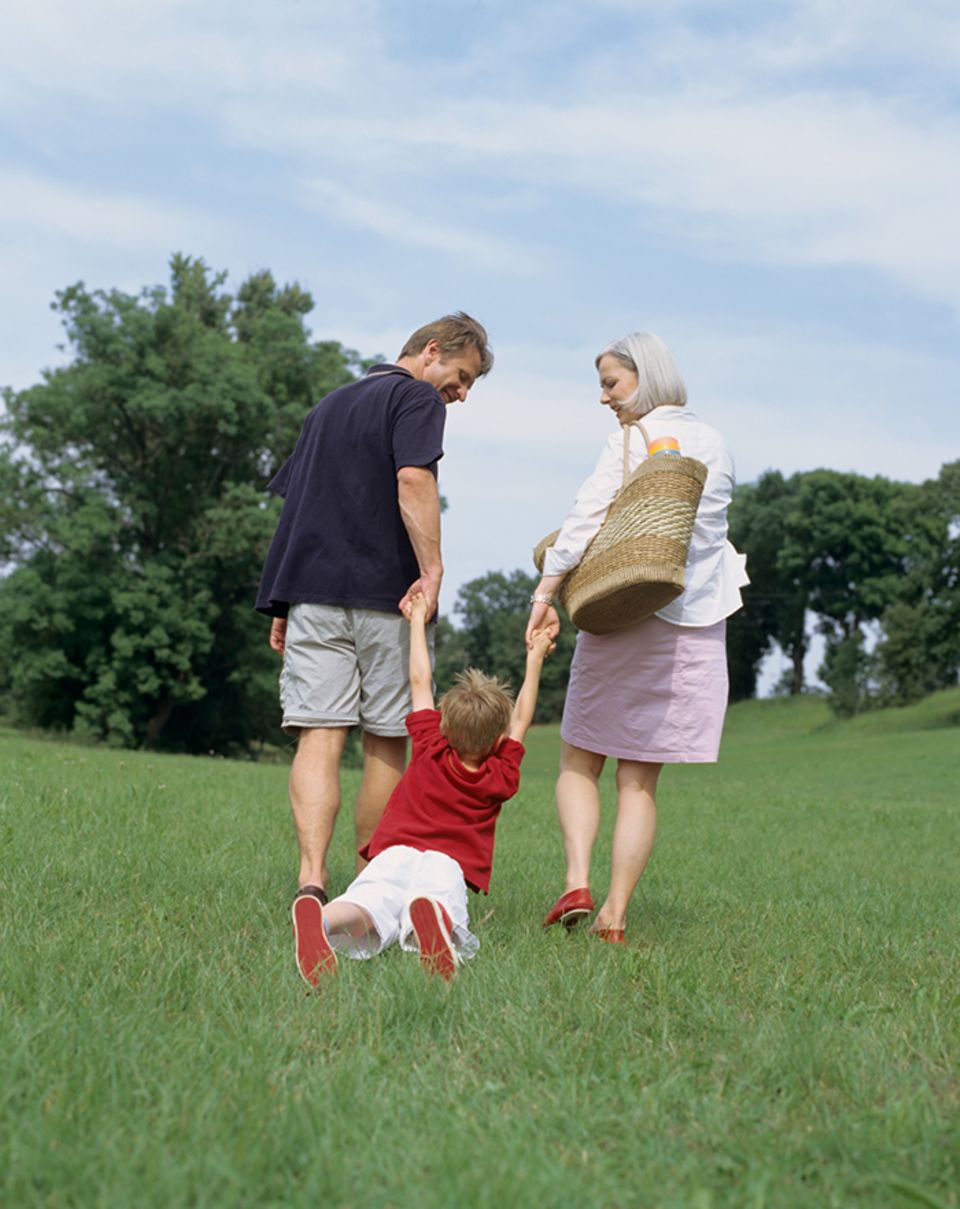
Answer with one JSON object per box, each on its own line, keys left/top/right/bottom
{"left": 727, "top": 463, "right": 960, "bottom": 713}
{"left": 1, "top": 258, "right": 956, "bottom": 754}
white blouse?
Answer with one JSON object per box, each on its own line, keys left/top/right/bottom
{"left": 542, "top": 405, "right": 749, "bottom": 627}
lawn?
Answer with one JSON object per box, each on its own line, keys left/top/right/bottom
{"left": 2, "top": 691, "right": 958, "bottom": 1208}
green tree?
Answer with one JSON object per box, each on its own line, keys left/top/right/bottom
{"left": 0, "top": 255, "right": 362, "bottom": 753}
{"left": 818, "top": 631, "right": 872, "bottom": 717}
{"left": 775, "top": 469, "right": 943, "bottom": 716}
{"left": 728, "top": 472, "right": 805, "bottom": 698}
{"left": 872, "top": 459, "right": 960, "bottom": 705}
{"left": 731, "top": 469, "right": 926, "bottom": 703}
{"left": 780, "top": 471, "right": 915, "bottom": 644}
{"left": 438, "top": 570, "right": 576, "bottom": 723}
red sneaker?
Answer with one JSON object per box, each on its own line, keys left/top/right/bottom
{"left": 409, "top": 897, "right": 460, "bottom": 981}
{"left": 292, "top": 891, "right": 337, "bottom": 987}
{"left": 542, "top": 887, "right": 594, "bottom": 930}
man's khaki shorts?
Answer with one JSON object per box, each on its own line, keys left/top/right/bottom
{"left": 279, "top": 603, "right": 434, "bottom": 737}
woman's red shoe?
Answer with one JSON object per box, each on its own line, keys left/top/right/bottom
{"left": 542, "top": 887, "right": 594, "bottom": 930}
{"left": 590, "top": 927, "right": 626, "bottom": 944}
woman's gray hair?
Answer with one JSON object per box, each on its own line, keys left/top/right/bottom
{"left": 596, "top": 331, "right": 687, "bottom": 420}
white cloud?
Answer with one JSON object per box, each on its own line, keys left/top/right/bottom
{"left": 298, "top": 178, "right": 543, "bottom": 273}
{"left": 439, "top": 319, "right": 952, "bottom": 599}
{"left": 0, "top": 169, "right": 216, "bottom": 250}
{"left": 1, "top": 0, "right": 958, "bottom": 605}
{"left": 4, "top": 1, "right": 960, "bottom": 308}
{"left": 231, "top": 88, "right": 960, "bottom": 310}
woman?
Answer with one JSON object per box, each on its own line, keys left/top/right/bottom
{"left": 526, "top": 331, "right": 748, "bottom": 943}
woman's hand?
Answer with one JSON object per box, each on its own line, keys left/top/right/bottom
{"left": 526, "top": 601, "right": 560, "bottom": 648}
{"left": 526, "top": 574, "right": 564, "bottom": 647}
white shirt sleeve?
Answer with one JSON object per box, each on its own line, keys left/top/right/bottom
{"left": 542, "top": 409, "right": 749, "bottom": 626}
{"left": 542, "top": 430, "right": 625, "bottom": 576}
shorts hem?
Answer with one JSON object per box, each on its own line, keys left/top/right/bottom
{"left": 358, "top": 723, "right": 410, "bottom": 739}
{"left": 282, "top": 715, "right": 357, "bottom": 736}
{"left": 281, "top": 717, "right": 410, "bottom": 738}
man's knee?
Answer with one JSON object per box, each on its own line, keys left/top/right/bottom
{"left": 361, "top": 731, "right": 407, "bottom": 771}
{"left": 295, "top": 726, "right": 351, "bottom": 765}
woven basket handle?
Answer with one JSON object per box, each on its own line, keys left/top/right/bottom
{"left": 621, "top": 421, "right": 651, "bottom": 485}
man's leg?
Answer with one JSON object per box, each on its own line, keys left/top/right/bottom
{"left": 354, "top": 731, "right": 407, "bottom": 873}
{"left": 352, "top": 608, "right": 425, "bottom": 872}
{"left": 289, "top": 726, "right": 349, "bottom": 892}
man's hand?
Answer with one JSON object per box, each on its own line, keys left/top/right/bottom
{"left": 399, "top": 569, "right": 441, "bottom": 619}
{"left": 269, "top": 617, "right": 287, "bottom": 654}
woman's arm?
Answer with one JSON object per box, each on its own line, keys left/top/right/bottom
{"left": 541, "top": 431, "right": 623, "bottom": 578}
{"left": 525, "top": 574, "right": 564, "bottom": 647}
{"left": 526, "top": 432, "right": 624, "bottom": 645}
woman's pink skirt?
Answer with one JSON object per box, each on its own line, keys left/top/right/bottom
{"left": 560, "top": 615, "right": 728, "bottom": 763}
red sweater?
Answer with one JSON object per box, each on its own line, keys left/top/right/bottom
{"left": 360, "top": 710, "right": 525, "bottom": 893}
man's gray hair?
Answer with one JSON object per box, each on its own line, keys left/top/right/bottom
{"left": 597, "top": 331, "right": 687, "bottom": 420}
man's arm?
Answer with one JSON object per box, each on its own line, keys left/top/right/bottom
{"left": 404, "top": 594, "right": 435, "bottom": 712}
{"left": 397, "top": 466, "right": 443, "bottom": 617}
{"left": 507, "top": 628, "right": 554, "bottom": 744}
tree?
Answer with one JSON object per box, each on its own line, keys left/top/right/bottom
{"left": 437, "top": 570, "right": 577, "bottom": 723}
{"left": 730, "top": 469, "right": 928, "bottom": 703}
{"left": 818, "top": 630, "right": 872, "bottom": 717}
{"left": 727, "top": 472, "right": 805, "bottom": 698}
{"left": 0, "top": 255, "right": 363, "bottom": 753}
{"left": 779, "top": 471, "right": 915, "bottom": 644}
{"left": 872, "top": 460, "right": 960, "bottom": 705}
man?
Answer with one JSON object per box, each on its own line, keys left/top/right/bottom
{"left": 256, "top": 312, "right": 493, "bottom": 914}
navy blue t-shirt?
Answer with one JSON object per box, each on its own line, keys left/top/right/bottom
{"left": 255, "top": 365, "right": 446, "bottom": 617}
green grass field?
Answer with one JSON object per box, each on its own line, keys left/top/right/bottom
{"left": 2, "top": 692, "right": 958, "bottom": 1208}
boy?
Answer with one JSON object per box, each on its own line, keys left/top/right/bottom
{"left": 292, "top": 593, "right": 554, "bottom": 984}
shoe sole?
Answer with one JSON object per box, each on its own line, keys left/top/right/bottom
{"left": 292, "top": 894, "right": 338, "bottom": 987}
{"left": 558, "top": 907, "right": 591, "bottom": 931}
{"left": 409, "top": 897, "right": 460, "bottom": 982}
{"left": 543, "top": 903, "right": 593, "bottom": 930}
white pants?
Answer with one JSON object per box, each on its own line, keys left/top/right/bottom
{"left": 329, "top": 846, "right": 480, "bottom": 960}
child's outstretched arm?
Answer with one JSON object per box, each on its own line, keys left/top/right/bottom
{"left": 403, "top": 593, "right": 435, "bottom": 712}
{"left": 507, "top": 627, "right": 554, "bottom": 743}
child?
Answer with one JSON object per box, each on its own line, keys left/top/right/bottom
{"left": 291, "top": 592, "right": 554, "bottom": 984}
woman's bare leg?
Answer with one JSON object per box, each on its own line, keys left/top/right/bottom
{"left": 592, "top": 760, "right": 662, "bottom": 932}
{"left": 555, "top": 742, "right": 606, "bottom": 891}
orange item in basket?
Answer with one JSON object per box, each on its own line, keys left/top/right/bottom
{"left": 648, "top": 435, "right": 681, "bottom": 457}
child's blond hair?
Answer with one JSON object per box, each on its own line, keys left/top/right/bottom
{"left": 439, "top": 668, "right": 514, "bottom": 757}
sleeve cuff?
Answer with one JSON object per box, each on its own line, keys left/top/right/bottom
{"left": 543, "top": 548, "right": 578, "bottom": 576}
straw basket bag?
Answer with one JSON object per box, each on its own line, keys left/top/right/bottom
{"left": 533, "top": 422, "right": 707, "bottom": 635}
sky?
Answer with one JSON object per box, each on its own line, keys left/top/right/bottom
{"left": 2, "top": 0, "right": 959, "bottom": 688}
